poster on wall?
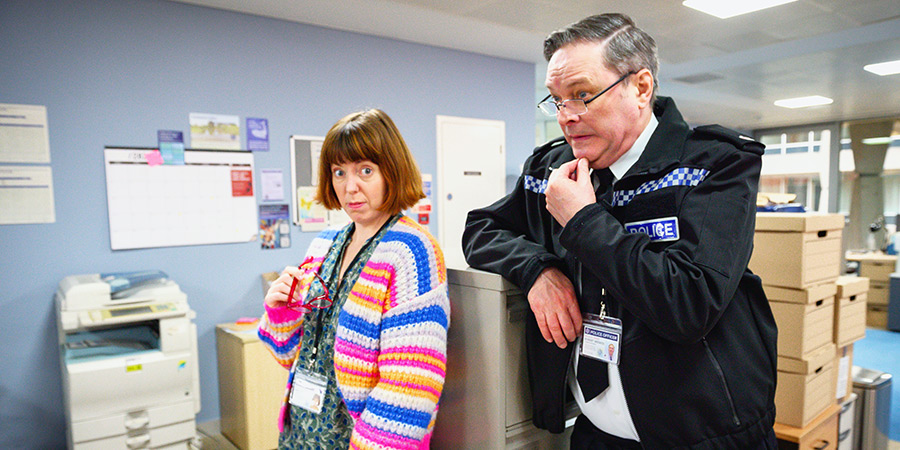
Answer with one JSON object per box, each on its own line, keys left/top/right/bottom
{"left": 157, "top": 130, "right": 185, "bottom": 165}
{"left": 189, "top": 113, "right": 241, "bottom": 150}
{"left": 246, "top": 117, "right": 269, "bottom": 151}
{"left": 259, "top": 204, "right": 290, "bottom": 249}
{"left": 412, "top": 173, "right": 433, "bottom": 226}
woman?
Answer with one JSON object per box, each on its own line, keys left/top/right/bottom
{"left": 258, "top": 109, "right": 449, "bottom": 449}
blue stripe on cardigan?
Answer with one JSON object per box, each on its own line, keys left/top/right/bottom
{"left": 381, "top": 229, "right": 432, "bottom": 296}
{"left": 382, "top": 304, "right": 448, "bottom": 331}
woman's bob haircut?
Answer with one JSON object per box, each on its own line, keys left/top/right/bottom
{"left": 315, "top": 109, "right": 425, "bottom": 214}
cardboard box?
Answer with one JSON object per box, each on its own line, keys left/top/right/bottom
{"left": 764, "top": 282, "right": 837, "bottom": 305}
{"left": 834, "top": 276, "right": 868, "bottom": 347}
{"left": 834, "top": 294, "right": 867, "bottom": 347}
{"left": 750, "top": 213, "right": 844, "bottom": 288}
{"left": 834, "top": 293, "right": 867, "bottom": 347}
{"left": 867, "top": 280, "right": 889, "bottom": 306}
{"left": 867, "top": 305, "right": 889, "bottom": 329}
{"left": 834, "top": 345, "right": 853, "bottom": 402}
{"left": 770, "top": 295, "right": 834, "bottom": 358}
{"left": 835, "top": 275, "right": 869, "bottom": 299}
{"left": 216, "top": 323, "right": 288, "bottom": 450}
{"left": 775, "top": 343, "right": 836, "bottom": 428}
{"left": 774, "top": 404, "right": 840, "bottom": 450}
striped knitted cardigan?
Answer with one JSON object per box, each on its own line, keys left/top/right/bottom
{"left": 258, "top": 216, "right": 450, "bottom": 449}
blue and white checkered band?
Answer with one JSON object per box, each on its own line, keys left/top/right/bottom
{"left": 612, "top": 167, "right": 710, "bottom": 207}
{"left": 524, "top": 175, "right": 547, "bottom": 194}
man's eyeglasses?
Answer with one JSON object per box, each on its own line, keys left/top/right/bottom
{"left": 286, "top": 256, "right": 333, "bottom": 311}
{"left": 537, "top": 71, "right": 636, "bottom": 117}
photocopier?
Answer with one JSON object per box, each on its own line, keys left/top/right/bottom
{"left": 56, "top": 271, "right": 201, "bottom": 449}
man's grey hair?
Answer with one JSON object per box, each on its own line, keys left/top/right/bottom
{"left": 543, "top": 13, "right": 659, "bottom": 101}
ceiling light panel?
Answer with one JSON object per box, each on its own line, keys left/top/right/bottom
{"left": 683, "top": 0, "right": 798, "bottom": 19}
{"left": 774, "top": 95, "right": 833, "bottom": 109}
{"left": 864, "top": 60, "right": 900, "bottom": 76}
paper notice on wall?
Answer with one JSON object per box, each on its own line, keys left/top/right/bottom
{"left": 0, "top": 165, "right": 55, "bottom": 224}
{"left": 296, "top": 186, "right": 327, "bottom": 232}
{"left": 328, "top": 208, "right": 351, "bottom": 228}
{"left": 0, "top": 103, "right": 51, "bottom": 163}
{"left": 412, "top": 173, "right": 432, "bottom": 227}
{"left": 260, "top": 168, "right": 284, "bottom": 202}
{"left": 231, "top": 169, "right": 253, "bottom": 196}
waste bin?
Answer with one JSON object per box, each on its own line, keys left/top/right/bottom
{"left": 852, "top": 366, "right": 892, "bottom": 450}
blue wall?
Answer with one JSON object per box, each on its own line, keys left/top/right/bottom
{"left": 0, "top": 0, "right": 534, "bottom": 447}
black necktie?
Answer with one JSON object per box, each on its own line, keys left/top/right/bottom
{"left": 576, "top": 168, "right": 614, "bottom": 402}
{"left": 593, "top": 168, "right": 615, "bottom": 203}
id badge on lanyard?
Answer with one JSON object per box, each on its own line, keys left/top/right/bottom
{"left": 580, "top": 312, "right": 622, "bottom": 365}
{"left": 288, "top": 309, "right": 330, "bottom": 415}
{"left": 289, "top": 361, "right": 328, "bottom": 414}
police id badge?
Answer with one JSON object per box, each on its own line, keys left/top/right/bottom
{"left": 289, "top": 368, "right": 328, "bottom": 414}
{"left": 580, "top": 313, "right": 622, "bottom": 365}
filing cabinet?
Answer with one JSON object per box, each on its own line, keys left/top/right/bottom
{"left": 431, "top": 268, "right": 576, "bottom": 449}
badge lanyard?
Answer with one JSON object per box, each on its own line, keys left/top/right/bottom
{"left": 288, "top": 266, "right": 339, "bottom": 415}
{"left": 577, "top": 264, "right": 623, "bottom": 366}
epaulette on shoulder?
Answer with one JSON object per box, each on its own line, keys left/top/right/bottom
{"left": 693, "top": 124, "right": 763, "bottom": 155}
{"left": 532, "top": 136, "right": 568, "bottom": 156}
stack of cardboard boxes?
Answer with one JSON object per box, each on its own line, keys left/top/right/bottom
{"left": 834, "top": 276, "right": 868, "bottom": 449}
{"left": 846, "top": 252, "right": 895, "bottom": 328}
{"left": 749, "top": 212, "right": 868, "bottom": 448}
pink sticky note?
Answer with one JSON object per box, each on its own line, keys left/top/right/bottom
{"left": 145, "top": 149, "right": 164, "bottom": 166}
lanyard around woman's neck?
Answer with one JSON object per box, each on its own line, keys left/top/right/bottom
{"left": 307, "top": 214, "right": 398, "bottom": 365}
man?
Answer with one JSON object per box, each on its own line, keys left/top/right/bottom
{"left": 462, "top": 13, "right": 778, "bottom": 449}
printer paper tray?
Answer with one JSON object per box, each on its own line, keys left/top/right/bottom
{"left": 66, "top": 349, "right": 194, "bottom": 422}
{"left": 71, "top": 400, "right": 195, "bottom": 447}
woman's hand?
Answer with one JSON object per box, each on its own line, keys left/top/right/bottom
{"left": 264, "top": 265, "right": 304, "bottom": 309}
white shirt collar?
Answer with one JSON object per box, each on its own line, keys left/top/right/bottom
{"left": 608, "top": 113, "right": 658, "bottom": 182}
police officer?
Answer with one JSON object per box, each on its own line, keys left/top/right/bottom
{"left": 462, "top": 13, "right": 778, "bottom": 449}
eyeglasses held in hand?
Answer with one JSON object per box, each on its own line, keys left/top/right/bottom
{"left": 286, "top": 256, "right": 333, "bottom": 311}
{"left": 537, "top": 71, "right": 636, "bottom": 117}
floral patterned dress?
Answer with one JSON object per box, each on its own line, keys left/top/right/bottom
{"left": 278, "top": 216, "right": 396, "bottom": 449}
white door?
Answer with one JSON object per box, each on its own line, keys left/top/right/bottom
{"left": 437, "top": 115, "right": 506, "bottom": 270}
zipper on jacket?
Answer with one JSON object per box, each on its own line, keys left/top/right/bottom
{"left": 702, "top": 338, "right": 741, "bottom": 426}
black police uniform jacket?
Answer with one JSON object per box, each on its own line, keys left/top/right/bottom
{"left": 462, "top": 97, "right": 778, "bottom": 449}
